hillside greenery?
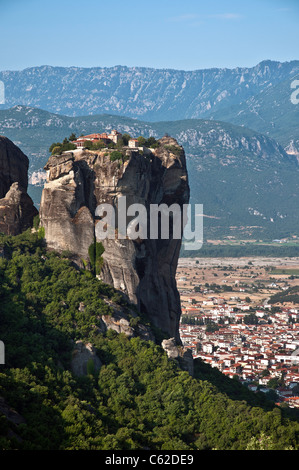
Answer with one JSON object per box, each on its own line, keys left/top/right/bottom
{"left": 0, "top": 231, "right": 299, "bottom": 450}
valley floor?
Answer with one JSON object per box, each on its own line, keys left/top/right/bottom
{"left": 178, "top": 256, "right": 299, "bottom": 407}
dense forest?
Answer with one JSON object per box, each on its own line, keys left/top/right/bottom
{"left": 0, "top": 231, "right": 299, "bottom": 450}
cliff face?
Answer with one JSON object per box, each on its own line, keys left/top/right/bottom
{"left": 40, "top": 137, "right": 189, "bottom": 341}
{"left": 0, "top": 136, "right": 38, "bottom": 235}
{"left": 0, "top": 136, "right": 29, "bottom": 198}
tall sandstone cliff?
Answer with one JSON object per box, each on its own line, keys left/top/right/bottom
{"left": 0, "top": 136, "right": 38, "bottom": 235}
{"left": 40, "top": 137, "right": 190, "bottom": 341}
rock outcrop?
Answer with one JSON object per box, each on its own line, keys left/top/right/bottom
{"left": 0, "top": 396, "right": 26, "bottom": 426}
{"left": 0, "top": 136, "right": 29, "bottom": 198}
{"left": 161, "top": 338, "right": 194, "bottom": 376}
{"left": 40, "top": 137, "right": 190, "bottom": 342}
{"left": 70, "top": 341, "right": 102, "bottom": 377}
{"left": 0, "top": 136, "right": 38, "bottom": 235}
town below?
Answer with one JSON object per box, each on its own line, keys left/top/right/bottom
{"left": 178, "top": 257, "right": 299, "bottom": 408}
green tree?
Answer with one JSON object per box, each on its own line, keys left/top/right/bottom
{"left": 33, "top": 215, "right": 40, "bottom": 231}
{"left": 49, "top": 142, "right": 61, "bottom": 153}
{"left": 260, "top": 369, "right": 270, "bottom": 377}
{"left": 92, "top": 140, "right": 106, "bottom": 150}
{"left": 37, "top": 226, "right": 45, "bottom": 240}
{"left": 137, "top": 136, "right": 146, "bottom": 146}
{"left": 50, "top": 145, "right": 63, "bottom": 155}
{"left": 246, "top": 433, "right": 293, "bottom": 450}
{"left": 88, "top": 241, "right": 105, "bottom": 275}
{"left": 83, "top": 140, "right": 93, "bottom": 150}
{"left": 110, "top": 151, "right": 123, "bottom": 162}
{"left": 122, "top": 134, "right": 131, "bottom": 146}
{"left": 86, "top": 358, "right": 96, "bottom": 376}
{"left": 145, "top": 136, "right": 159, "bottom": 148}
{"left": 267, "top": 377, "right": 279, "bottom": 389}
{"left": 244, "top": 313, "right": 258, "bottom": 325}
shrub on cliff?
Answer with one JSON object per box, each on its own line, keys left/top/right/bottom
{"left": 49, "top": 139, "right": 76, "bottom": 155}
{"left": 109, "top": 150, "right": 123, "bottom": 162}
{"left": 140, "top": 136, "right": 160, "bottom": 148}
{"left": 164, "top": 144, "right": 182, "bottom": 156}
{"left": 88, "top": 241, "right": 105, "bottom": 275}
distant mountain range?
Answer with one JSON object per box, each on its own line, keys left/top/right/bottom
{"left": 0, "top": 105, "right": 298, "bottom": 240}
{"left": 0, "top": 61, "right": 298, "bottom": 148}
{"left": 209, "top": 75, "right": 299, "bottom": 150}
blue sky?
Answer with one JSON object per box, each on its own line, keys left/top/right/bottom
{"left": 1, "top": 0, "right": 298, "bottom": 71}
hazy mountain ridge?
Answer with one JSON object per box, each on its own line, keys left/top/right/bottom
{"left": 209, "top": 74, "right": 299, "bottom": 151}
{"left": 0, "top": 105, "right": 298, "bottom": 239}
{"left": 167, "top": 120, "right": 299, "bottom": 239}
{"left": 0, "top": 105, "right": 291, "bottom": 165}
{"left": 1, "top": 61, "right": 299, "bottom": 122}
